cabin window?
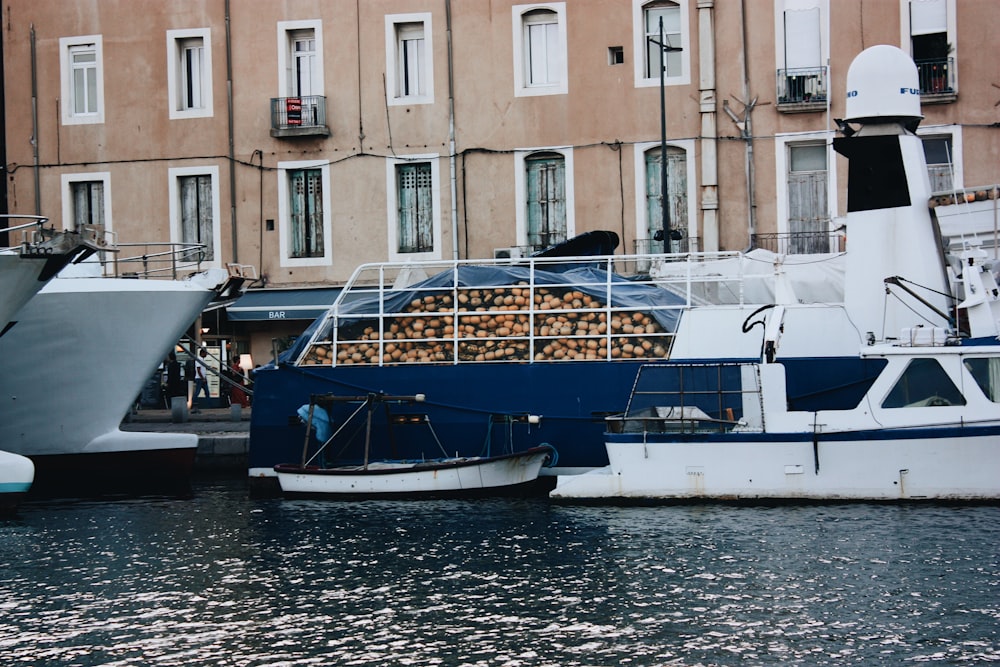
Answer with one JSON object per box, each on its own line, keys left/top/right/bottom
{"left": 525, "top": 152, "right": 567, "bottom": 249}
{"left": 882, "top": 358, "right": 965, "bottom": 408}
{"left": 644, "top": 146, "right": 687, "bottom": 253}
{"left": 396, "top": 162, "right": 434, "bottom": 253}
{"left": 963, "top": 358, "right": 1000, "bottom": 402}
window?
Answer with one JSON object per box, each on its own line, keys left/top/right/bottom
{"left": 167, "top": 29, "right": 213, "bottom": 119}
{"left": 964, "top": 358, "right": 1000, "bottom": 402}
{"left": 786, "top": 143, "right": 831, "bottom": 253}
{"left": 882, "top": 358, "right": 965, "bottom": 408}
{"left": 386, "top": 156, "right": 441, "bottom": 260}
{"left": 396, "top": 23, "right": 425, "bottom": 97}
{"left": 277, "top": 161, "right": 332, "bottom": 267}
{"left": 634, "top": 1, "right": 689, "bottom": 87}
{"left": 396, "top": 163, "right": 434, "bottom": 253}
{"left": 609, "top": 46, "right": 624, "bottom": 65}
{"left": 513, "top": 4, "right": 567, "bottom": 97}
{"left": 288, "top": 169, "right": 323, "bottom": 259}
{"left": 922, "top": 135, "right": 954, "bottom": 193}
{"left": 61, "top": 172, "right": 111, "bottom": 232}
{"left": 277, "top": 21, "right": 324, "bottom": 124}
{"left": 903, "top": 0, "right": 955, "bottom": 94}
{"left": 169, "top": 167, "right": 220, "bottom": 265}
{"left": 70, "top": 181, "right": 105, "bottom": 227}
{"left": 526, "top": 153, "right": 567, "bottom": 249}
{"left": 776, "top": 3, "right": 828, "bottom": 105}
{"left": 386, "top": 14, "right": 433, "bottom": 105}
{"left": 60, "top": 36, "right": 104, "bottom": 125}
{"left": 644, "top": 146, "right": 688, "bottom": 253}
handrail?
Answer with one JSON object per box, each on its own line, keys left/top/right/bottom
{"left": 294, "top": 250, "right": 773, "bottom": 368}
{"left": 108, "top": 241, "right": 209, "bottom": 279}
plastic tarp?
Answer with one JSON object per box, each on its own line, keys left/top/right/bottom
{"left": 650, "top": 249, "right": 846, "bottom": 305}
{"left": 324, "top": 265, "right": 687, "bottom": 334}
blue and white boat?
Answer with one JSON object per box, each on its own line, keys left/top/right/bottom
{"left": 0, "top": 449, "right": 33, "bottom": 513}
{"left": 552, "top": 46, "right": 1000, "bottom": 502}
{"left": 248, "top": 45, "right": 997, "bottom": 500}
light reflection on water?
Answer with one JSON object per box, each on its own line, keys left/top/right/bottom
{"left": 1, "top": 479, "right": 998, "bottom": 666}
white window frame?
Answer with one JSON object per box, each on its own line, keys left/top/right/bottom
{"left": 168, "top": 166, "right": 222, "bottom": 268}
{"left": 60, "top": 172, "right": 112, "bottom": 233}
{"left": 385, "top": 13, "right": 434, "bottom": 106}
{"left": 632, "top": 140, "right": 698, "bottom": 245}
{"left": 899, "top": 0, "right": 957, "bottom": 55}
{"left": 917, "top": 124, "right": 963, "bottom": 192}
{"left": 774, "top": 132, "right": 837, "bottom": 235}
{"left": 773, "top": 1, "right": 829, "bottom": 72}
{"left": 277, "top": 20, "right": 325, "bottom": 99}
{"left": 60, "top": 36, "right": 105, "bottom": 125}
{"left": 512, "top": 3, "right": 568, "bottom": 97}
{"left": 513, "top": 147, "right": 575, "bottom": 247}
{"left": 633, "top": 0, "right": 691, "bottom": 88}
{"left": 277, "top": 160, "right": 332, "bottom": 268}
{"left": 385, "top": 155, "right": 442, "bottom": 261}
{"left": 167, "top": 29, "right": 213, "bottom": 119}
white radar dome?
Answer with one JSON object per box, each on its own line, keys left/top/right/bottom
{"left": 844, "top": 44, "right": 922, "bottom": 123}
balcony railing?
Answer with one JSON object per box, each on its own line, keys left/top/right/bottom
{"left": 751, "top": 230, "right": 844, "bottom": 255}
{"left": 915, "top": 57, "right": 955, "bottom": 98}
{"left": 776, "top": 67, "right": 828, "bottom": 112}
{"left": 270, "top": 96, "right": 330, "bottom": 138}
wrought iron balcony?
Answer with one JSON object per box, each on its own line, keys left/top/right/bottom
{"left": 752, "top": 230, "right": 844, "bottom": 255}
{"left": 776, "top": 67, "right": 828, "bottom": 113}
{"left": 634, "top": 234, "right": 697, "bottom": 255}
{"left": 270, "top": 96, "right": 330, "bottom": 138}
{"left": 915, "top": 57, "right": 956, "bottom": 100}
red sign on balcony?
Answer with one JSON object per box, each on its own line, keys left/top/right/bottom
{"left": 286, "top": 97, "right": 302, "bottom": 125}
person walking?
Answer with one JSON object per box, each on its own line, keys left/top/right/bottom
{"left": 193, "top": 348, "right": 210, "bottom": 404}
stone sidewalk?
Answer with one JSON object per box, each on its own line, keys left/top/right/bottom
{"left": 122, "top": 405, "right": 251, "bottom": 471}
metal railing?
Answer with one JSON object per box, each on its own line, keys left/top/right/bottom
{"left": 752, "top": 230, "right": 844, "bottom": 255}
{"left": 293, "top": 250, "right": 758, "bottom": 368}
{"left": 270, "top": 95, "right": 328, "bottom": 131}
{"left": 915, "top": 57, "right": 955, "bottom": 95}
{"left": 776, "top": 66, "right": 828, "bottom": 105}
{"left": 108, "top": 241, "right": 212, "bottom": 279}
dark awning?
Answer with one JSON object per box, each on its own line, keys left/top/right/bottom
{"left": 226, "top": 287, "right": 341, "bottom": 321}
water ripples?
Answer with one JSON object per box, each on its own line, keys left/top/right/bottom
{"left": 1, "top": 483, "right": 998, "bottom": 665}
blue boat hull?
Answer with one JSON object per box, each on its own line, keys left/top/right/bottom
{"left": 248, "top": 356, "right": 882, "bottom": 475}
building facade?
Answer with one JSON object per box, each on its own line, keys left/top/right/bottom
{"left": 2, "top": 0, "right": 997, "bottom": 364}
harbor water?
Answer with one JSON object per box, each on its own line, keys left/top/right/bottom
{"left": 2, "top": 478, "right": 998, "bottom": 666}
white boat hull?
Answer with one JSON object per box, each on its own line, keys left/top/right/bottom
{"left": 552, "top": 432, "right": 1000, "bottom": 501}
{"left": 0, "top": 449, "right": 34, "bottom": 512}
{"left": 0, "top": 271, "right": 224, "bottom": 493}
{"left": 275, "top": 447, "right": 551, "bottom": 497}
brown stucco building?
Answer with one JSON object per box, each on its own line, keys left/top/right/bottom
{"left": 3, "top": 0, "right": 998, "bottom": 365}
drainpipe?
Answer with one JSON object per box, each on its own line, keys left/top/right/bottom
{"left": 30, "top": 24, "right": 40, "bottom": 216}
{"left": 225, "top": 0, "right": 238, "bottom": 262}
{"left": 0, "top": 24, "right": 7, "bottom": 218}
{"left": 697, "top": 1, "right": 719, "bottom": 252}
{"left": 445, "top": 0, "right": 459, "bottom": 260}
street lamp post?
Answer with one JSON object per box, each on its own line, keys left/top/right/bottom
{"left": 651, "top": 16, "right": 682, "bottom": 252}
